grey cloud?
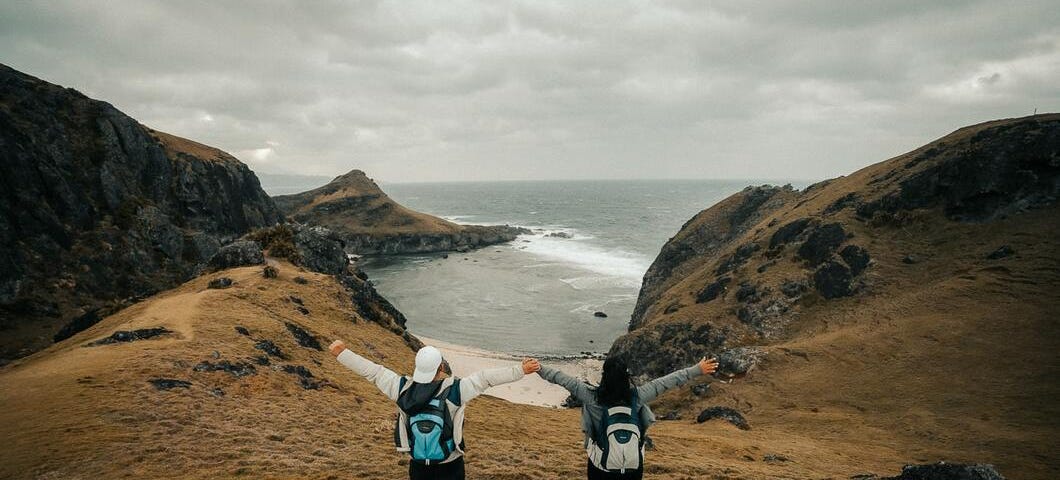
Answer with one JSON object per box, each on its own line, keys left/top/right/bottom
{"left": 1, "top": 0, "right": 1057, "bottom": 182}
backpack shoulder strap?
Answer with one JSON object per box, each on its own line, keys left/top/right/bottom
{"left": 447, "top": 378, "right": 462, "bottom": 406}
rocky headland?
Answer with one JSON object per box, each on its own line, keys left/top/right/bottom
{"left": 273, "top": 169, "right": 529, "bottom": 254}
{"left": 0, "top": 64, "right": 284, "bottom": 361}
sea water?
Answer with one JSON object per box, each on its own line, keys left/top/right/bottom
{"left": 355, "top": 179, "right": 806, "bottom": 356}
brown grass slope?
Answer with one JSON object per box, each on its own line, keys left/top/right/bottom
{"left": 614, "top": 114, "right": 1060, "bottom": 478}
{"left": 2, "top": 261, "right": 960, "bottom": 480}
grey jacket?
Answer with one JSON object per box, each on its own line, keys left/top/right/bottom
{"left": 539, "top": 365, "right": 702, "bottom": 466}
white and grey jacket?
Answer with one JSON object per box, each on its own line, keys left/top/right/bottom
{"left": 539, "top": 364, "right": 703, "bottom": 469}
{"left": 336, "top": 348, "right": 525, "bottom": 463}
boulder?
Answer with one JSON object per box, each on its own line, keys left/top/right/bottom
{"left": 813, "top": 260, "right": 854, "bottom": 299}
{"left": 546, "top": 232, "right": 572, "bottom": 239}
{"left": 902, "top": 254, "right": 921, "bottom": 264}
{"left": 285, "top": 322, "right": 322, "bottom": 350}
{"left": 780, "top": 280, "right": 808, "bottom": 298}
{"left": 886, "top": 462, "right": 1005, "bottom": 480}
{"left": 769, "top": 218, "right": 812, "bottom": 249}
{"left": 292, "top": 225, "right": 348, "bottom": 275}
{"left": 797, "top": 223, "right": 847, "bottom": 266}
{"left": 734, "top": 283, "right": 759, "bottom": 303}
{"left": 88, "top": 327, "right": 171, "bottom": 346}
{"left": 716, "top": 347, "right": 764, "bottom": 377}
{"left": 696, "top": 407, "right": 750, "bottom": 430}
{"left": 262, "top": 265, "right": 278, "bottom": 278}
{"left": 207, "top": 277, "right": 233, "bottom": 289}
{"left": 148, "top": 379, "right": 192, "bottom": 390}
{"left": 696, "top": 276, "right": 732, "bottom": 304}
{"left": 193, "top": 360, "right": 257, "bottom": 377}
{"left": 839, "top": 245, "right": 872, "bottom": 275}
{"left": 593, "top": 311, "right": 608, "bottom": 318}
{"left": 208, "top": 240, "right": 265, "bottom": 270}
{"left": 254, "top": 340, "right": 287, "bottom": 359}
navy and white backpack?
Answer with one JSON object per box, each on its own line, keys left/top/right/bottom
{"left": 394, "top": 377, "right": 462, "bottom": 465}
{"left": 597, "top": 391, "right": 644, "bottom": 473}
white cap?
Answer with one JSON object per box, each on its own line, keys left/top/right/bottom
{"left": 412, "top": 346, "right": 443, "bottom": 383}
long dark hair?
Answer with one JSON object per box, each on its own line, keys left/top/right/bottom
{"left": 596, "top": 355, "right": 633, "bottom": 407}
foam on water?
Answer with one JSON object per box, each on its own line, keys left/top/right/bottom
{"left": 517, "top": 228, "right": 650, "bottom": 287}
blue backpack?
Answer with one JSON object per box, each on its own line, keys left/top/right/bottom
{"left": 396, "top": 377, "right": 462, "bottom": 464}
{"left": 598, "top": 391, "right": 644, "bottom": 473}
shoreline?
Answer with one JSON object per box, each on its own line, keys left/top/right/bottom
{"left": 418, "top": 336, "right": 602, "bottom": 407}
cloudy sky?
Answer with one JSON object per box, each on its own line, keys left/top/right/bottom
{"left": 2, "top": 1, "right": 1057, "bottom": 183}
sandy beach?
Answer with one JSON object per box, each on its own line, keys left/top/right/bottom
{"left": 419, "top": 336, "right": 602, "bottom": 407}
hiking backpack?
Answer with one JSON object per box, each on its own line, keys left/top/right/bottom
{"left": 598, "top": 391, "right": 644, "bottom": 473}
{"left": 395, "top": 377, "right": 462, "bottom": 464}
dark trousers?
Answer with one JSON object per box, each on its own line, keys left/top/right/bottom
{"left": 409, "top": 457, "right": 465, "bottom": 480}
{"left": 587, "top": 460, "right": 643, "bottom": 480}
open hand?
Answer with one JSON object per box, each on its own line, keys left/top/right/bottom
{"left": 698, "top": 357, "right": 719, "bottom": 375}
{"left": 329, "top": 340, "right": 347, "bottom": 357}
{"left": 522, "top": 358, "right": 541, "bottom": 375}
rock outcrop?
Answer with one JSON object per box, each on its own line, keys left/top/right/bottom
{"left": 0, "top": 64, "right": 283, "bottom": 360}
{"left": 614, "top": 114, "right": 1060, "bottom": 378}
{"left": 273, "top": 169, "right": 528, "bottom": 254}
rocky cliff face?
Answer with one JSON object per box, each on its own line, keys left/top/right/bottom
{"left": 0, "top": 64, "right": 283, "bottom": 360}
{"left": 273, "top": 169, "right": 528, "bottom": 254}
{"left": 613, "top": 114, "right": 1060, "bottom": 378}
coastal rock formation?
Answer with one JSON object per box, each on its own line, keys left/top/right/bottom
{"left": 614, "top": 114, "right": 1060, "bottom": 378}
{"left": 0, "top": 64, "right": 282, "bottom": 360}
{"left": 273, "top": 169, "right": 529, "bottom": 254}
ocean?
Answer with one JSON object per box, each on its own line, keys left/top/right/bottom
{"left": 354, "top": 179, "right": 807, "bottom": 357}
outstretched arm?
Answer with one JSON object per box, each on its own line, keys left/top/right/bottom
{"left": 538, "top": 365, "right": 594, "bottom": 404}
{"left": 636, "top": 357, "right": 718, "bottom": 403}
{"left": 330, "top": 340, "right": 404, "bottom": 401}
{"left": 459, "top": 358, "right": 538, "bottom": 403}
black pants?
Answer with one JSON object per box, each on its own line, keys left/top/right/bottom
{"left": 587, "top": 460, "right": 643, "bottom": 480}
{"left": 409, "top": 457, "right": 465, "bottom": 480}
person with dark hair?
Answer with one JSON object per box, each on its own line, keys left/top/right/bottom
{"left": 539, "top": 355, "right": 718, "bottom": 479}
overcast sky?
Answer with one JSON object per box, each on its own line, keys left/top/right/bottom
{"left": 2, "top": 1, "right": 1057, "bottom": 183}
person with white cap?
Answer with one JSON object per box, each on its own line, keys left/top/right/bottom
{"left": 329, "top": 339, "right": 540, "bottom": 480}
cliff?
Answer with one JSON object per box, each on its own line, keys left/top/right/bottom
{"left": 0, "top": 64, "right": 283, "bottom": 361}
{"left": 273, "top": 169, "right": 529, "bottom": 254}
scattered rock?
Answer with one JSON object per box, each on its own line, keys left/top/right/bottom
{"left": 149, "top": 378, "right": 191, "bottom": 390}
{"left": 756, "top": 260, "right": 777, "bottom": 273}
{"left": 285, "top": 322, "right": 322, "bottom": 350}
{"left": 296, "top": 306, "right": 310, "bottom": 315}
{"left": 663, "top": 303, "right": 682, "bottom": 314}
{"left": 253, "top": 355, "right": 271, "bottom": 366}
{"left": 643, "top": 436, "right": 655, "bottom": 451}
{"left": 691, "top": 383, "right": 713, "bottom": 397}
{"left": 886, "top": 462, "right": 1005, "bottom": 480}
{"left": 546, "top": 232, "right": 572, "bottom": 239}
{"left": 209, "top": 388, "right": 225, "bottom": 397}
{"left": 288, "top": 295, "right": 304, "bottom": 306}
{"left": 902, "top": 254, "right": 920, "bottom": 264}
{"left": 814, "top": 259, "right": 854, "bottom": 299}
{"left": 207, "top": 277, "right": 233, "bottom": 289}
{"left": 208, "top": 240, "right": 265, "bottom": 270}
{"left": 797, "top": 223, "right": 847, "bottom": 266}
{"left": 780, "top": 280, "right": 808, "bottom": 298}
{"left": 716, "top": 347, "right": 764, "bottom": 378}
{"left": 986, "top": 245, "right": 1014, "bottom": 260}
{"left": 441, "top": 254, "right": 449, "bottom": 259}
{"left": 696, "top": 276, "right": 732, "bottom": 303}
{"left": 735, "top": 283, "right": 759, "bottom": 303}
{"left": 293, "top": 276, "right": 309, "bottom": 285}
{"left": 593, "top": 311, "right": 608, "bottom": 318}
{"left": 254, "top": 340, "right": 287, "bottom": 359}
{"left": 716, "top": 242, "right": 761, "bottom": 275}
{"left": 234, "top": 326, "right": 250, "bottom": 336}
{"left": 193, "top": 360, "right": 257, "bottom": 377}
{"left": 88, "top": 327, "right": 171, "bottom": 346}
{"left": 769, "top": 218, "right": 812, "bottom": 249}
{"left": 658, "top": 411, "right": 682, "bottom": 421}
{"left": 736, "top": 299, "right": 790, "bottom": 333}
{"left": 839, "top": 245, "right": 872, "bottom": 275}
{"left": 262, "top": 265, "right": 278, "bottom": 278}
{"left": 696, "top": 407, "right": 750, "bottom": 430}
{"left": 455, "top": 246, "right": 470, "bottom": 253}
{"left": 763, "top": 454, "right": 789, "bottom": 463}
{"left": 281, "top": 364, "right": 324, "bottom": 390}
